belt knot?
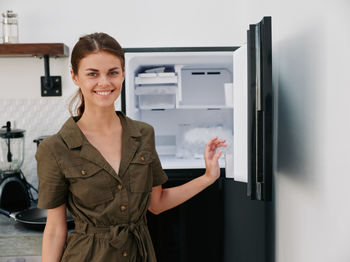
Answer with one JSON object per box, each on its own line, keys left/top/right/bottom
{"left": 75, "top": 218, "right": 147, "bottom": 261}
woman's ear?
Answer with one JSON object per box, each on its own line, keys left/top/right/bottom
{"left": 70, "top": 69, "right": 79, "bottom": 86}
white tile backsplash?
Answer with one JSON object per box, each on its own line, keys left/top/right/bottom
{"left": 0, "top": 98, "right": 71, "bottom": 188}
{"left": 0, "top": 97, "right": 122, "bottom": 189}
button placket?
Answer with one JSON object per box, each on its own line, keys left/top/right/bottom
{"left": 118, "top": 178, "right": 129, "bottom": 220}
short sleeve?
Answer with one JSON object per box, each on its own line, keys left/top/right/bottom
{"left": 35, "top": 142, "right": 68, "bottom": 209}
{"left": 150, "top": 127, "right": 168, "bottom": 187}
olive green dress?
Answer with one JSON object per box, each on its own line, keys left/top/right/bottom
{"left": 36, "top": 111, "right": 168, "bottom": 262}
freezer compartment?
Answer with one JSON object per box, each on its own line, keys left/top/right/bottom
{"left": 138, "top": 108, "right": 233, "bottom": 169}
{"left": 124, "top": 51, "right": 234, "bottom": 111}
{"left": 122, "top": 18, "right": 272, "bottom": 201}
{"left": 123, "top": 50, "right": 236, "bottom": 170}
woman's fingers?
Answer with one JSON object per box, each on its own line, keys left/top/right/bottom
{"left": 214, "top": 150, "right": 223, "bottom": 161}
{"left": 207, "top": 137, "right": 222, "bottom": 146}
{"left": 209, "top": 139, "right": 227, "bottom": 151}
{"left": 205, "top": 137, "right": 217, "bottom": 151}
{"left": 205, "top": 137, "right": 227, "bottom": 159}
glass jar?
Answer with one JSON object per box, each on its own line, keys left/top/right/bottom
{"left": 2, "top": 10, "right": 19, "bottom": 43}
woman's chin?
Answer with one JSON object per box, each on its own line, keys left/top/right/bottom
{"left": 85, "top": 99, "right": 119, "bottom": 110}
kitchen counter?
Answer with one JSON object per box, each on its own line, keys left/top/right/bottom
{"left": 0, "top": 215, "right": 42, "bottom": 257}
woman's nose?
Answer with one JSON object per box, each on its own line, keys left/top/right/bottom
{"left": 97, "top": 75, "right": 110, "bottom": 87}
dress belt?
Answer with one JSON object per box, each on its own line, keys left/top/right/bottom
{"left": 75, "top": 218, "right": 148, "bottom": 261}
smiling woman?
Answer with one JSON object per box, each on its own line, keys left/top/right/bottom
{"left": 36, "top": 32, "right": 226, "bottom": 262}
{"left": 70, "top": 51, "right": 124, "bottom": 109}
{"left": 68, "top": 33, "right": 125, "bottom": 117}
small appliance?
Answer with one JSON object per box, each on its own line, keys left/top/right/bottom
{"left": 0, "top": 121, "right": 34, "bottom": 212}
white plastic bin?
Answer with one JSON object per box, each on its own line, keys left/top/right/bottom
{"left": 138, "top": 94, "right": 176, "bottom": 109}
{"left": 135, "top": 85, "right": 177, "bottom": 109}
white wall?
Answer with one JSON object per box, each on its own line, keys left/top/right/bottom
{"left": 1, "top": 0, "right": 350, "bottom": 261}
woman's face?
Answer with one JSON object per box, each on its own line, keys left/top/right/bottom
{"left": 71, "top": 51, "right": 124, "bottom": 110}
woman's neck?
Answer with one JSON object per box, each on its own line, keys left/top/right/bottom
{"left": 76, "top": 106, "right": 121, "bottom": 135}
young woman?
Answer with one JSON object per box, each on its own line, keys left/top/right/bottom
{"left": 36, "top": 32, "right": 227, "bottom": 262}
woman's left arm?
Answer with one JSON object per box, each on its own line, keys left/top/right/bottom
{"left": 148, "top": 137, "right": 226, "bottom": 215}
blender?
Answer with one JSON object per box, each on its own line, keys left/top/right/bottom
{"left": 0, "top": 123, "right": 74, "bottom": 230}
{"left": 0, "top": 121, "right": 33, "bottom": 212}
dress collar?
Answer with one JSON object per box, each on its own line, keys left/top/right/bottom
{"left": 58, "top": 111, "right": 141, "bottom": 150}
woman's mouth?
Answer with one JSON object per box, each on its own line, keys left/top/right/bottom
{"left": 94, "top": 89, "right": 114, "bottom": 96}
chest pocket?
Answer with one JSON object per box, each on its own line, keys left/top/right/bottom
{"left": 129, "top": 150, "right": 153, "bottom": 193}
{"left": 65, "top": 162, "right": 114, "bottom": 206}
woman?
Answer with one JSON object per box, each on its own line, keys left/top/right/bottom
{"left": 36, "top": 32, "right": 227, "bottom": 262}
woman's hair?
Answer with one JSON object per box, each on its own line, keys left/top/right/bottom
{"left": 68, "top": 32, "right": 125, "bottom": 117}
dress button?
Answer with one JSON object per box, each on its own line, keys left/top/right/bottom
{"left": 140, "top": 156, "right": 145, "bottom": 161}
{"left": 122, "top": 251, "right": 128, "bottom": 257}
{"left": 120, "top": 205, "right": 127, "bottom": 211}
{"left": 117, "top": 184, "right": 122, "bottom": 190}
{"left": 81, "top": 170, "right": 87, "bottom": 176}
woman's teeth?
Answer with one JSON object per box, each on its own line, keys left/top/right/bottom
{"left": 95, "top": 90, "right": 112, "bottom": 96}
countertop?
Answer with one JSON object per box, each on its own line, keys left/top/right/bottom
{"left": 0, "top": 214, "right": 42, "bottom": 257}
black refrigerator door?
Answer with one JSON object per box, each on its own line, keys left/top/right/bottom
{"left": 247, "top": 16, "right": 273, "bottom": 201}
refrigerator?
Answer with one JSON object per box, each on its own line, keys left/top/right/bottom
{"left": 121, "top": 16, "right": 273, "bottom": 262}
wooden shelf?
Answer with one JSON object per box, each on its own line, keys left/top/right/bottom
{"left": 0, "top": 43, "right": 69, "bottom": 57}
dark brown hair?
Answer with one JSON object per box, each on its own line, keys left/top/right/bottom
{"left": 69, "top": 32, "right": 125, "bottom": 117}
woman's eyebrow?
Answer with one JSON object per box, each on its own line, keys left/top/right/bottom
{"left": 85, "top": 67, "right": 121, "bottom": 71}
{"left": 109, "top": 67, "right": 121, "bottom": 71}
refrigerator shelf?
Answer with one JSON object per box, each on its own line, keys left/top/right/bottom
{"left": 136, "top": 105, "right": 233, "bottom": 110}
{"left": 158, "top": 155, "right": 226, "bottom": 170}
{"left": 135, "top": 75, "right": 178, "bottom": 85}
{"left": 175, "top": 105, "right": 233, "bottom": 110}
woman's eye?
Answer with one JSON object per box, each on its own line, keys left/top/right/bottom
{"left": 87, "top": 72, "right": 97, "bottom": 77}
{"left": 110, "top": 71, "right": 118, "bottom": 75}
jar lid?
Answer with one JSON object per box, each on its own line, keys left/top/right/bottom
{"left": 2, "top": 10, "right": 17, "bottom": 18}
{"left": 0, "top": 122, "right": 25, "bottom": 138}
